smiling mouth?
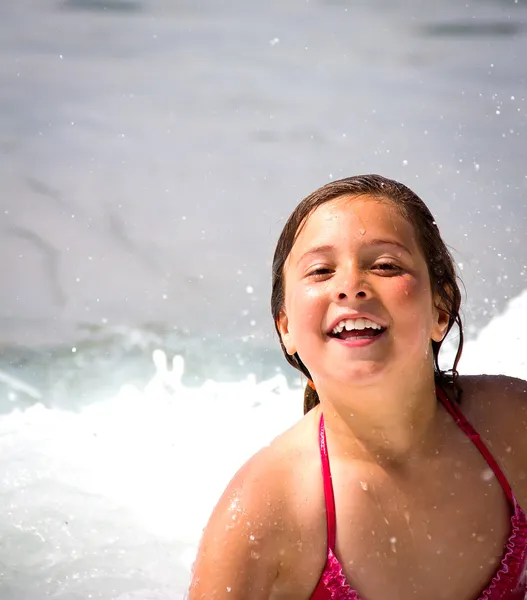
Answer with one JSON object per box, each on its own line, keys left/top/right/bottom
{"left": 329, "top": 328, "right": 386, "bottom": 340}
{"left": 328, "top": 317, "right": 387, "bottom": 341}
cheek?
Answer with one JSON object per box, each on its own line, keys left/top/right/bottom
{"left": 391, "top": 275, "right": 420, "bottom": 300}
{"left": 288, "top": 282, "right": 324, "bottom": 309}
{"left": 286, "top": 285, "right": 325, "bottom": 335}
{"left": 391, "top": 276, "right": 434, "bottom": 323}
{"left": 304, "top": 284, "right": 320, "bottom": 299}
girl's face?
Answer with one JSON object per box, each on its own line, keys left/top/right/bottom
{"left": 277, "top": 195, "right": 448, "bottom": 389}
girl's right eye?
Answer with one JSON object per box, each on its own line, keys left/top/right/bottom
{"left": 307, "top": 267, "right": 332, "bottom": 278}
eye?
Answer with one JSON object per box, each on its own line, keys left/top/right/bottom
{"left": 373, "top": 262, "right": 403, "bottom": 274}
{"left": 307, "top": 267, "right": 333, "bottom": 278}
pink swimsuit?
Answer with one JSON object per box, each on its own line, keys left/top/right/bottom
{"left": 311, "top": 388, "right": 527, "bottom": 599}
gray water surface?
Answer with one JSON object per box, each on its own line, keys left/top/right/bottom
{"left": 1, "top": 0, "right": 526, "bottom": 388}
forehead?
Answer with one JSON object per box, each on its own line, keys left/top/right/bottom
{"left": 290, "top": 194, "right": 418, "bottom": 258}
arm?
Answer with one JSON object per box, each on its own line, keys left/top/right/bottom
{"left": 188, "top": 450, "right": 286, "bottom": 600}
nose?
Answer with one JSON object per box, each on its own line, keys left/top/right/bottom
{"left": 333, "top": 264, "right": 370, "bottom": 301}
{"left": 337, "top": 289, "right": 367, "bottom": 300}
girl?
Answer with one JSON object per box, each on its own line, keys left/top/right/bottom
{"left": 188, "top": 174, "right": 527, "bottom": 599}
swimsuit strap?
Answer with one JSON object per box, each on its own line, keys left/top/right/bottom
{"left": 319, "top": 389, "right": 515, "bottom": 555}
{"left": 319, "top": 414, "right": 337, "bottom": 551}
{"left": 436, "top": 386, "right": 514, "bottom": 504}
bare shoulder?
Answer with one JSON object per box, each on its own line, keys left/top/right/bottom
{"left": 460, "top": 373, "right": 527, "bottom": 424}
{"left": 459, "top": 374, "right": 527, "bottom": 504}
{"left": 188, "top": 408, "right": 324, "bottom": 599}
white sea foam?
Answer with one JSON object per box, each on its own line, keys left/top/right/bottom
{"left": 455, "top": 288, "right": 527, "bottom": 378}
{"left": 1, "top": 290, "right": 527, "bottom": 599}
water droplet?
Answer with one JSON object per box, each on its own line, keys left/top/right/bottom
{"left": 358, "top": 227, "right": 366, "bottom": 236}
{"left": 481, "top": 468, "right": 494, "bottom": 482}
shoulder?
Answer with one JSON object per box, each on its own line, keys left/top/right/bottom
{"left": 459, "top": 373, "right": 527, "bottom": 423}
{"left": 459, "top": 374, "right": 527, "bottom": 504}
{"left": 189, "top": 409, "right": 325, "bottom": 599}
{"left": 459, "top": 373, "right": 527, "bottom": 440}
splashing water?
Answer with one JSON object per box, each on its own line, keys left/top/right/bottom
{"left": 0, "top": 350, "right": 300, "bottom": 599}
{"left": 1, "top": 290, "right": 527, "bottom": 599}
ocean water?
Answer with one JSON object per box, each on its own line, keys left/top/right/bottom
{"left": 0, "top": 349, "right": 301, "bottom": 599}
{"left": 1, "top": 0, "right": 527, "bottom": 349}
{"left": 1, "top": 287, "right": 527, "bottom": 599}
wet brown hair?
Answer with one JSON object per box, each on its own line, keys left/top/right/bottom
{"left": 271, "top": 174, "right": 464, "bottom": 414}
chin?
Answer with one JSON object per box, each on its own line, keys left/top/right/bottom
{"left": 333, "top": 363, "right": 387, "bottom": 387}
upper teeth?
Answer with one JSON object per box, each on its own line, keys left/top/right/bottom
{"left": 332, "top": 318, "right": 383, "bottom": 334}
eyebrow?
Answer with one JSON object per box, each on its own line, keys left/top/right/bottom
{"left": 296, "top": 239, "right": 412, "bottom": 266}
{"left": 296, "top": 245, "right": 334, "bottom": 266}
{"left": 366, "top": 238, "right": 412, "bottom": 254}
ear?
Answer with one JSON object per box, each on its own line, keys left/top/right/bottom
{"left": 276, "top": 309, "right": 297, "bottom": 355}
{"left": 431, "top": 295, "right": 450, "bottom": 342}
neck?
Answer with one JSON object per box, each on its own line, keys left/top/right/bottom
{"left": 319, "top": 373, "right": 441, "bottom": 465}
